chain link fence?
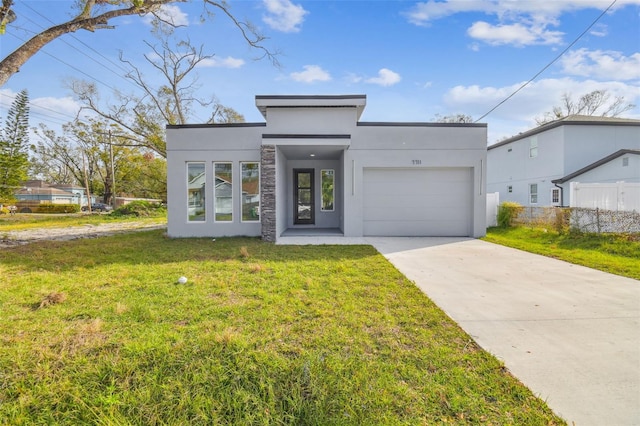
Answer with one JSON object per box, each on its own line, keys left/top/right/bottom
{"left": 569, "top": 208, "right": 640, "bottom": 234}
{"left": 508, "top": 206, "right": 640, "bottom": 234}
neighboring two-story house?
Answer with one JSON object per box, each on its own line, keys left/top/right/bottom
{"left": 166, "top": 95, "right": 488, "bottom": 241}
{"left": 487, "top": 115, "right": 640, "bottom": 208}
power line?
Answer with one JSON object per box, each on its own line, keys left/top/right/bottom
{"left": 17, "top": 0, "right": 136, "bottom": 84}
{"left": 6, "top": 31, "right": 122, "bottom": 93}
{"left": 474, "top": 0, "right": 618, "bottom": 123}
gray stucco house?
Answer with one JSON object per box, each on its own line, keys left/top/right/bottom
{"left": 166, "top": 95, "right": 487, "bottom": 241}
{"left": 487, "top": 115, "right": 640, "bottom": 207}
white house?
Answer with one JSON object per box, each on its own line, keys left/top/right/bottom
{"left": 166, "top": 95, "right": 487, "bottom": 241}
{"left": 487, "top": 115, "right": 640, "bottom": 208}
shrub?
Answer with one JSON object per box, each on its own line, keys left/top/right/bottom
{"left": 112, "top": 200, "right": 166, "bottom": 217}
{"left": 554, "top": 208, "right": 571, "bottom": 234}
{"left": 497, "top": 201, "right": 524, "bottom": 227}
{"left": 36, "top": 204, "right": 81, "bottom": 214}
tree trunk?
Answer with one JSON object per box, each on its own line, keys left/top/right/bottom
{"left": 0, "top": 5, "right": 153, "bottom": 86}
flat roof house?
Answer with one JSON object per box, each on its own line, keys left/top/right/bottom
{"left": 166, "top": 95, "right": 488, "bottom": 242}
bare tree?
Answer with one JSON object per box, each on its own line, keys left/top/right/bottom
{"left": 432, "top": 113, "right": 474, "bottom": 123}
{"left": 0, "top": 0, "right": 276, "bottom": 87}
{"left": 71, "top": 34, "right": 244, "bottom": 157}
{"left": 536, "top": 90, "right": 636, "bottom": 125}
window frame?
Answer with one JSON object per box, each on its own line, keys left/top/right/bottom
{"left": 529, "top": 183, "right": 538, "bottom": 204}
{"left": 320, "top": 169, "right": 335, "bottom": 212}
{"left": 214, "top": 162, "right": 233, "bottom": 223}
{"left": 551, "top": 188, "right": 560, "bottom": 205}
{"left": 240, "top": 162, "right": 260, "bottom": 223}
{"left": 187, "top": 162, "right": 206, "bottom": 222}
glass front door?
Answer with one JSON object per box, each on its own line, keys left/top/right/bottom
{"left": 294, "top": 169, "right": 314, "bottom": 225}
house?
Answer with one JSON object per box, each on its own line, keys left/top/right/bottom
{"left": 166, "top": 95, "right": 487, "bottom": 241}
{"left": 14, "top": 180, "right": 78, "bottom": 209}
{"left": 487, "top": 116, "right": 640, "bottom": 208}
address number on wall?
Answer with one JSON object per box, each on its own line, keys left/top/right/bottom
{"left": 412, "top": 160, "right": 422, "bottom": 165}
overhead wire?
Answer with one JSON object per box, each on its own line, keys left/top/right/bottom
{"left": 17, "top": 0, "right": 137, "bottom": 82}
{"left": 3, "top": 2, "right": 236, "bottom": 126}
{"left": 474, "top": 0, "right": 618, "bottom": 122}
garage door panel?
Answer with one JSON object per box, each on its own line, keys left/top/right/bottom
{"left": 363, "top": 168, "right": 472, "bottom": 237}
{"left": 363, "top": 220, "right": 468, "bottom": 237}
{"left": 365, "top": 207, "right": 469, "bottom": 222}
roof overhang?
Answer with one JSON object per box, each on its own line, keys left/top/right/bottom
{"left": 262, "top": 133, "right": 350, "bottom": 160}
{"left": 255, "top": 95, "right": 366, "bottom": 120}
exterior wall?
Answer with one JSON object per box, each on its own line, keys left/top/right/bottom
{"left": 265, "top": 108, "right": 358, "bottom": 134}
{"left": 487, "top": 126, "right": 565, "bottom": 206}
{"left": 567, "top": 154, "right": 640, "bottom": 184}
{"left": 260, "top": 145, "right": 277, "bottom": 242}
{"left": 166, "top": 125, "right": 263, "bottom": 238}
{"left": 275, "top": 148, "right": 288, "bottom": 239}
{"left": 563, "top": 125, "right": 640, "bottom": 173}
{"left": 344, "top": 124, "right": 487, "bottom": 238}
{"left": 487, "top": 122, "right": 640, "bottom": 207}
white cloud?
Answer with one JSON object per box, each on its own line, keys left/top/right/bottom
{"left": 365, "top": 68, "right": 402, "bottom": 87}
{"left": 404, "top": 0, "right": 640, "bottom": 47}
{"left": 143, "top": 4, "right": 189, "bottom": 27}
{"left": 197, "top": 56, "right": 245, "bottom": 69}
{"left": 560, "top": 49, "right": 640, "bottom": 81}
{"left": 262, "top": 0, "right": 308, "bottom": 33}
{"left": 1, "top": 89, "right": 80, "bottom": 125}
{"left": 405, "top": 0, "right": 639, "bottom": 26}
{"left": 290, "top": 65, "right": 331, "bottom": 83}
{"left": 443, "top": 78, "right": 640, "bottom": 135}
{"left": 589, "top": 23, "right": 608, "bottom": 37}
{"left": 467, "top": 21, "right": 563, "bottom": 46}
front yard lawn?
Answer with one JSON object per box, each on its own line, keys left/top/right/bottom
{"left": 0, "top": 230, "right": 564, "bottom": 424}
{"left": 484, "top": 226, "right": 640, "bottom": 280}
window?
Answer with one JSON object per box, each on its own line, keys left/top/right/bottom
{"left": 529, "top": 137, "right": 538, "bottom": 158}
{"left": 187, "top": 162, "right": 205, "bottom": 222}
{"left": 241, "top": 162, "right": 260, "bottom": 222}
{"left": 508, "top": 185, "right": 513, "bottom": 193}
{"left": 529, "top": 183, "right": 538, "bottom": 204}
{"left": 623, "top": 157, "right": 629, "bottom": 167}
{"left": 551, "top": 188, "right": 560, "bottom": 205}
{"left": 321, "top": 169, "right": 335, "bottom": 211}
{"left": 214, "top": 162, "right": 233, "bottom": 222}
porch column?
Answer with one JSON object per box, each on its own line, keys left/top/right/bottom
{"left": 260, "top": 144, "right": 277, "bottom": 242}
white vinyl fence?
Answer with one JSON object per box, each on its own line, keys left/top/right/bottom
{"left": 569, "top": 182, "right": 640, "bottom": 212}
{"left": 486, "top": 192, "right": 499, "bottom": 227}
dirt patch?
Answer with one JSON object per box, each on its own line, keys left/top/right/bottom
{"left": 0, "top": 222, "right": 166, "bottom": 249}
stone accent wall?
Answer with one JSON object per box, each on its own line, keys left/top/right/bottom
{"left": 260, "top": 145, "right": 277, "bottom": 242}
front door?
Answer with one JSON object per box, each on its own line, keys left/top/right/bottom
{"left": 294, "top": 169, "right": 314, "bottom": 225}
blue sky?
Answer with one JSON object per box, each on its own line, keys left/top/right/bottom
{"left": 1, "top": 0, "right": 639, "bottom": 144}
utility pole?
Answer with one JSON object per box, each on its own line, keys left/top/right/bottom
{"left": 109, "top": 130, "right": 116, "bottom": 209}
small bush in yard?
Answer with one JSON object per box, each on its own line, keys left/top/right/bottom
{"left": 497, "top": 201, "right": 524, "bottom": 227}
{"left": 112, "top": 201, "right": 166, "bottom": 217}
{"left": 37, "top": 204, "right": 81, "bottom": 214}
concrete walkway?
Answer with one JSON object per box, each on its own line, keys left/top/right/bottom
{"left": 367, "top": 237, "right": 640, "bottom": 426}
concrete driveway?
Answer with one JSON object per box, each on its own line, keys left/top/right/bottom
{"left": 368, "top": 237, "right": 640, "bottom": 426}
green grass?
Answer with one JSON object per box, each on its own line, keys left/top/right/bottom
{"left": 0, "top": 230, "right": 564, "bottom": 425}
{"left": 484, "top": 226, "right": 640, "bottom": 280}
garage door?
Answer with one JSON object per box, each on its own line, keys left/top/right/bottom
{"left": 363, "top": 168, "right": 472, "bottom": 236}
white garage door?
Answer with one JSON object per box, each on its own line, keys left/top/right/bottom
{"left": 363, "top": 168, "right": 472, "bottom": 236}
